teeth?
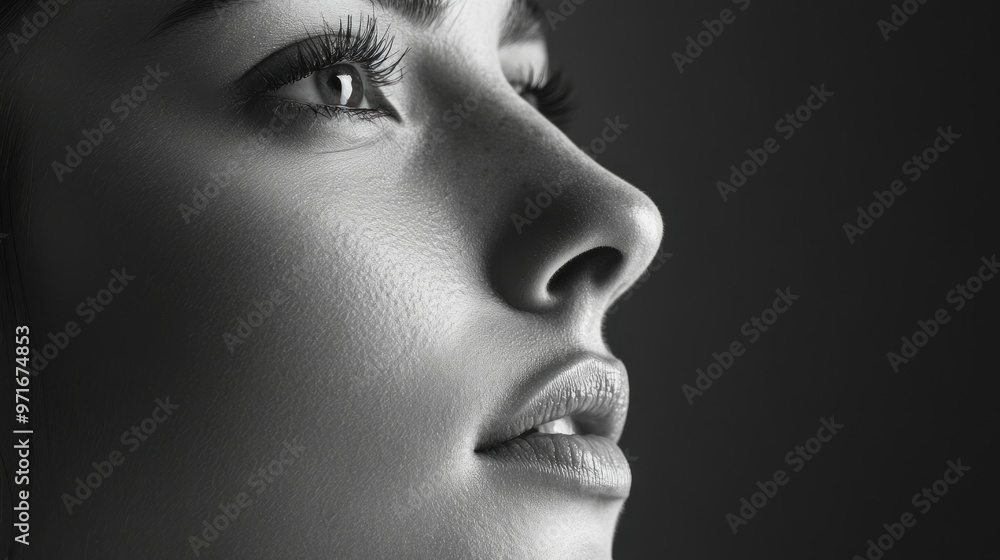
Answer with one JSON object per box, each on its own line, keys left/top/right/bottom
{"left": 512, "top": 417, "right": 577, "bottom": 441}
{"left": 535, "top": 416, "right": 576, "bottom": 436}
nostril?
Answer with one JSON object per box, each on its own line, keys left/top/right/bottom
{"left": 546, "top": 246, "right": 624, "bottom": 296}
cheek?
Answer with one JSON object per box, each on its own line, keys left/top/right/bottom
{"left": 24, "top": 128, "right": 486, "bottom": 542}
{"left": 34, "top": 119, "right": 479, "bottom": 440}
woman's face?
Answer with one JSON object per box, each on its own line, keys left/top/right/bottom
{"left": 17, "top": 0, "right": 662, "bottom": 557}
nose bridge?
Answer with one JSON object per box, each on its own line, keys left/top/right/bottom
{"left": 413, "top": 59, "right": 664, "bottom": 315}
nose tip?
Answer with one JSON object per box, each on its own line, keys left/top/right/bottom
{"left": 490, "top": 163, "right": 664, "bottom": 314}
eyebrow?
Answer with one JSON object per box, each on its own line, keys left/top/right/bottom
{"left": 150, "top": 0, "right": 545, "bottom": 43}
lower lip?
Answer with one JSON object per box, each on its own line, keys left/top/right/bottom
{"left": 476, "top": 433, "right": 632, "bottom": 499}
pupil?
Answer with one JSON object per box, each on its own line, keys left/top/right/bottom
{"left": 326, "top": 65, "right": 363, "bottom": 107}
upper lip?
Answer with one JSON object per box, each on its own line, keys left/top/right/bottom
{"left": 475, "top": 353, "right": 629, "bottom": 452}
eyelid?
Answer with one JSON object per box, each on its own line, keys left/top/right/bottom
{"left": 233, "top": 16, "right": 405, "bottom": 111}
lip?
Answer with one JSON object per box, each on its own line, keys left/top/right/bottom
{"left": 475, "top": 353, "right": 632, "bottom": 499}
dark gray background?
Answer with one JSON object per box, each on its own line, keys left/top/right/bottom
{"left": 542, "top": 0, "right": 998, "bottom": 558}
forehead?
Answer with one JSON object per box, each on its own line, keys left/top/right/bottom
{"left": 4, "top": 0, "right": 547, "bottom": 89}
{"left": 148, "top": 0, "right": 543, "bottom": 41}
{"left": 153, "top": 0, "right": 452, "bottom": 36}
{"left": 5, "top": 0, "right": 541, "bottom": 40}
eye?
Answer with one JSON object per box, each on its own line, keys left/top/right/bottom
{"left": 269, "top": 62, "right": 381, "bottom": 111}
{"left": 509, "top": 71, "right": 575, "bottom": 129}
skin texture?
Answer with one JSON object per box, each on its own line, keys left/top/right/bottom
{"left": 7, "top": 0, "right": 662, "bottom": 557}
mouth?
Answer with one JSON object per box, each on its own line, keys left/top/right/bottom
{"left": 474, "top": 353, "right": 632, "bottom": 499}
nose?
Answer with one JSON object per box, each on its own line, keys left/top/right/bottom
{"left": 489, "top": 140, "right": 664, "bottom": 315}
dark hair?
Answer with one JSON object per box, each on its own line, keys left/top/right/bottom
{"left": 1, "top": 0, "right": 38, "bottom": 367}
{"left": 2, "top": 3, "right": 43, "bottom": 558}
{"left": 1, "top": 0, "right": 41, "bottom": 338}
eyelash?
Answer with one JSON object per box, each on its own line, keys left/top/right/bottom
{"left": 249, "top": 15, "right": 404, "bottom": 119}
{"left": 517, "top": 69, "right": 576, "bottom": 131}
{"left": 246, "top": 16, "right": 576, "bottom": 126}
